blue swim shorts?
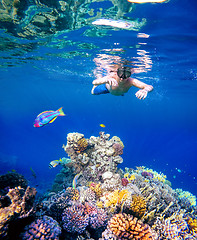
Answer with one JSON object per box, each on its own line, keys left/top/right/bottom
{"left": 92, "top": 84, "right": 110, "bottom": 95}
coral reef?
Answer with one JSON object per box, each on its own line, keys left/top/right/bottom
{"left": 1, "top": 132, "right": 197, "bottom": 240}
{"left": 20, "top": 215, "right": 61, "bottom": 239}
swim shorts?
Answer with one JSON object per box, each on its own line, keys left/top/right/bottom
{"left": 92, "top": 84, "right": 110, "bottom": 95}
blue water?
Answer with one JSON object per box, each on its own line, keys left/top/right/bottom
{"left": 0, "top": 0, "right": 197, "bottom": 197}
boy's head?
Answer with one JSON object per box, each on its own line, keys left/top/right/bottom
{"left": 117, "top": 66, "right": 131, "bottom": 79}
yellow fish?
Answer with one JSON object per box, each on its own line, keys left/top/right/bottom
{"left": 100, "top": 124, "right": 106, "bottom": 128}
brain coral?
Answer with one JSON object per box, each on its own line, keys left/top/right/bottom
{"left": 20, "top": 215, "right": 61, "bottom": 239}
{"left": 108, "top": 213, "right": 156, "bottom": 240}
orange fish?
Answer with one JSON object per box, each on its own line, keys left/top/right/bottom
{"left": 33, "top": 107, "right": 65, "bottom": 127}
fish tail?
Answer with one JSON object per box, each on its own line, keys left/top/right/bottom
{"left": 57, "top": 107, "right": 66, "bottom": 116}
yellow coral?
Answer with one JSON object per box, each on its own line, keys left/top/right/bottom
{"left": 187, "top": 217, "right": 197, "bottom": 233}
{"left": 105, "top": 189, "right": 130, "bottom": 209}
{"left": 124, "top": 173, "right": 136, "bottom": 182}
{"left": 96, "top": 200, "right": 104, "bottom": 208}
{"left": 65, "top": 187, "right": 80, "bottom": 201}
{"left": 130, "top": 194, "right": 147, "bottom": 218}
{"left": 89, "top": 182, "right": 102, "bottom": 197}
{"left": 74, "top": 137, "right": 88, "bottom": 153}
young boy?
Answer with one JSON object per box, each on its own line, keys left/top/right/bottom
{"left": 91, "top": 66, "right": 153, "bottom": 99}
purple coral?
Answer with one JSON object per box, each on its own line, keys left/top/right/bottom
{"left": 141, "top": 171, "right": 153, "bottom": 178}
{"left": 62, "top": 202, "right": 108, "bottom": 234}
{"left": 62, "top": 203, "right": 89, "bottom": 233}
{"left": 84, "top": 202, "right": 108, "bottom": 229}
{"left": 112, "top": 143, "right": 123, "bottom": 156}
{"left": 20, "top": 215, "right": 61, "bottom": 239}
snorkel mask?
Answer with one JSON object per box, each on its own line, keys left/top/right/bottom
{"left": 117, "top": 67, "right": 131, "bottom": 79}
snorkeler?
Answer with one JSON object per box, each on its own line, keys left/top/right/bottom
{"left": 91, "top": 66, "right": 153, "bottom": 99}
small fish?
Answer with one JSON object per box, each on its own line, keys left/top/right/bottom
{"left": 175, "top": 168, "right": 182, "bottom": 173}
{"left": 100, "top": 124, "right": 106, "bottom": 128}
{"left": 49, "top": 157, "right": 71, "bottom": 168}
{"left": 30, "top": 167, "right": 36, "bottom": 179}
{"left": 72, "top": 173, "right": 81, "bottom": 189}
{"left": 49, "top": 159, "right": 62, "bottom": 168}
{"left": 92, "top": 18, "right": 133, "bottom": 29}
{"left": 33, "top": 107, "right": 65, "bottom": 127}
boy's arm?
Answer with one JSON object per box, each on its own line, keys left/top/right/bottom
{"left": 92, "top": 76, "right": 118, "bottom": 87}
{"left": 130, "top": 78, "right": 153, "bottom": 99}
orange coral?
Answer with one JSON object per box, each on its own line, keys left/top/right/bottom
{"left": 108, "top": 213, "right": 156, "bottom": 240}
{"left": 130, "top": 194, "right": 147, "bottom": 218}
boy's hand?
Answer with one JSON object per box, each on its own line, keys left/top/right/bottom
{"left": 135, "top": 89, "right": 148, "bottom": 99}
{"left": 108, "top": 78, "right": 118, "bottom": 87}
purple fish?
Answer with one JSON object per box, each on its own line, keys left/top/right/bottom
{"left": 33, "top": 107, "right": 65, "bottom": 127}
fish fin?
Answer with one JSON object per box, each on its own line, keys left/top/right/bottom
{"left": 49, "top": 116, "right": 58, "bottom": 123}
{"left": 37, "top": 110, "right": 54, "bottom": 117}
{"left": 57, "top": 107, "right": 66, "bottom": 116}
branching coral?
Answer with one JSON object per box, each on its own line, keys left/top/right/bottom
{"left": 62, "top": 203, "right": 89, "bottom": 233}
{"left": 107, "top": 213, "right": 156, "bottom": 239}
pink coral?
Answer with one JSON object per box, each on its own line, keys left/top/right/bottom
{"left": 121, "top": 178, "right": 129, "bottom": 186}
